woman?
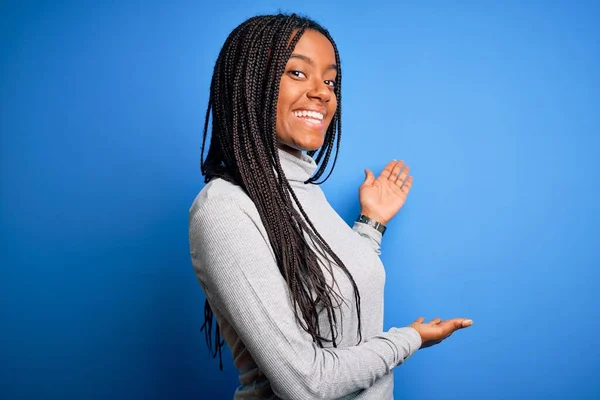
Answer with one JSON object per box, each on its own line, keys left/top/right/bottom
{"left": 189, "top": 13, "right": 472, "bottom": 399}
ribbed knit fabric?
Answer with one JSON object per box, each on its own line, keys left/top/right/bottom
{"left": 189, "top": 149, "right": 422, "bottom": 400}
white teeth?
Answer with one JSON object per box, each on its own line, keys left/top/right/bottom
{"left": 294, "top": 110, "right": 324, "bottom": 120}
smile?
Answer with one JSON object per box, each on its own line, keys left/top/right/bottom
{"left": 293, "top": 110, "right": 324, "bottom": 124}
{"left": 293, "top": 110, "right": 326, "bottom": 130}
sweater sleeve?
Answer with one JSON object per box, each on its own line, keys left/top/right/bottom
{"left": 189, "top": 196, "right": 421, "bottom": 400}
{"left": 352, "top": 221, "right": 383, "bottom": 255}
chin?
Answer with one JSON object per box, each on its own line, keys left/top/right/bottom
{"left": 300, "top": 136, "right": 326, "bottom": 151}
{"left": 278, "top": 136, "right": 325, "bottom": 155}
{"left": 299, "top": 143, "right": 324, "bottom": 153}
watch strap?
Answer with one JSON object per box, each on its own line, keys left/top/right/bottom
{"left": 356, "top": 214, "right": 387, "bottom": 236}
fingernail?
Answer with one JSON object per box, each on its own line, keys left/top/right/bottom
{"left": 464, "top": 319, "right": 473, "bottom": 326}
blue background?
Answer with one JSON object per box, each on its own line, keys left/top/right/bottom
{"left": 1, "top": 1, "right": 599, "bottom": 399}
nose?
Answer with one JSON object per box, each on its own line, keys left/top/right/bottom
{"left": 306, "top": 79, "right": 332, "bottom": 103}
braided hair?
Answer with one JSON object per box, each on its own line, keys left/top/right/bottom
{"left": 199, "top": 13, "right": 362, "bottom": 369}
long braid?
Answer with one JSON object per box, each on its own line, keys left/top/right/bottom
{"left": 265, "top": 23, "right": 348, "bottom": 343}
{"left": 199, "top": 14, "right": 363, "bottom": 368}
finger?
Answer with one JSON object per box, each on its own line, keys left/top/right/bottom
{"left": 429, "top": 317, "right": 442, "bottom": 325}
{"left": 379, "top": 160, "right": 398, "bottom": 179}
{"left": 414, "top": 316, "right": 426, "bottom": 324}
{"left": 455, "top": 318, "right": 473, "bottom": 328}
{"left": 363, "top": 169, "right": 376, "bottom": 186}
{"left": 389, "top": 160, "right": 405, "bottom": 182}
{"left": 443, "top": 318, "right": 473, "bottom": 330}
{"left": 401, "top": 176, "right": 413, "bottom": 193}
{"left": 396, "top": 165, "right": 410, "bottom": 184}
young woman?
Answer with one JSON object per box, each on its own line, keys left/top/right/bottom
{"left": 189, "top": 13, "right": 472, "bottom": 399}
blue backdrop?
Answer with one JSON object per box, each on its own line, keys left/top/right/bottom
{"left": 1, "top": 1, "right": 599, "bottom": 399}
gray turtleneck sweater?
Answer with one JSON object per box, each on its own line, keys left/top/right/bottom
{"left": 188, "top": 149, "right": 422, "bottom": 400}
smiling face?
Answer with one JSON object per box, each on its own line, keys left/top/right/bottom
{"left": 275, "top": 29, "right": 338, "bottom": 158}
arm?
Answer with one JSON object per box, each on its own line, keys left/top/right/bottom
{"left": 189, "top": 196, "right": 421, "bottom": 400}
{"left": 352, "top": 220, "right": 383, "bottom": 255}
{"left": 357, "top": 160, "right": 414, "bottom": 256}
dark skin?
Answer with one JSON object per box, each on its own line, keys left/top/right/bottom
{"left": 275, "top": 29, "right": 338, "bottom": 157}
{"left": 274, "top": 29, "right": 473, "bottom": 348}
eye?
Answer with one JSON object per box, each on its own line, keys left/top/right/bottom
{"left": 324, "top": 80, "right": 336, "bottom": 89}
{"left": 289, "top": 70, "right": 306, "bottom": 79}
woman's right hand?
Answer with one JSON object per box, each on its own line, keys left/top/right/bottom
{"left": 409, "top": 317, "right": 473, "bottom": 349}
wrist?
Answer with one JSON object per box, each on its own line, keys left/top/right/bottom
{"left": 356, "top": 213, "right": 387, "bottom": 236}
{"left": 359, "top": 210, "right": 389, "bottom": 226}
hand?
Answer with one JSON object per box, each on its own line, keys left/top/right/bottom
{"left": 409, "top": 317, "right": 473, "bottom": 349}
{"left": 359, "top": 160, "right": 413, "bottom": 226}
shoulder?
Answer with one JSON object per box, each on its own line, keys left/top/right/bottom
{"left": 189, "top": 178, "right": 255, "bottom": 219}
{"left": 188, "top": 178, "right": 265, "bottom": 243}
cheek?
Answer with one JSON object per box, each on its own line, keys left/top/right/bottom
{"left": 276, "top": 87, "right": 298, "bottom": 130}
{"left": 275, "top": 101, "right": 292, "bottom": 140}
{"left": 275, "top": 100, "right": 289, "bottom": 130}
{"left": 276, "top": 84, "right": 290, "bottom": 118}
{"left": 275, "top": 95, "right": 286, "bottom": 131}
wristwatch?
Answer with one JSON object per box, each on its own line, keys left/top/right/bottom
{"left": 356, "top": 214, "right": 387, "bottom": 236}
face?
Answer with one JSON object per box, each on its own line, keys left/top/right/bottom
{"left": 275, "top": 29, "right": 338, "bottom": 158}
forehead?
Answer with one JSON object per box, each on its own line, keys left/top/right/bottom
{"left": 291, "top": 29, "right": 336, "bottom": 62}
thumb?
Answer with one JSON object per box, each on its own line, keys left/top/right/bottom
{"left": 461, "top": 319, "right": 474, "bottom": 327}
{"left": 363, "top": 169, "right": 376, "bottom": 186}
{"left": 447, "top": 318, "right": 473, "bottom": 330}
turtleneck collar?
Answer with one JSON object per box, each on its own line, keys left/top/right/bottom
{"left": 277, "top": 147, "right": 318, "bottom": 184}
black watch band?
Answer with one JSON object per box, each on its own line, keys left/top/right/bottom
{"left": 357, "top": 214, "right": 387, "bottom": 236}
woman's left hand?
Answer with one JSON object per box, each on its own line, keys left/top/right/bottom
{"left": 358, "top": 160, "right": 413, "bottom": 226}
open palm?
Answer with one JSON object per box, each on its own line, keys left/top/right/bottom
{"left": 359, "top": 160, "right": 413, "bottom": 226}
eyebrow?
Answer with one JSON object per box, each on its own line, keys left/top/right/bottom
{"left": 290, "top": 53, "right": 337, "bottom": 71}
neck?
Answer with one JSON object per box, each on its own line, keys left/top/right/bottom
{"left": 277, "top": 143, "right": 302, "bottom": 159}
{"left": 276, "top": 146, "right": 317, "bottom": 184}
